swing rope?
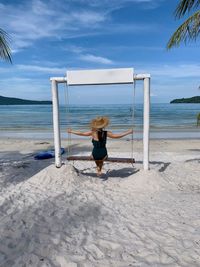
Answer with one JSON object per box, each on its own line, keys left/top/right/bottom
{"left": 64, "top": 81, "right": 71, "bottom": 157}
{"left": 131, "top": 79, "right": 136, "bottom": 164}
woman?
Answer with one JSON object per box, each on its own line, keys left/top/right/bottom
{"left": 67, "top": 116, "right": 133, "bottom": 176}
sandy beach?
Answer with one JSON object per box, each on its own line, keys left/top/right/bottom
{"left": 0, "top": 137, "right": 200, "bottom": 267}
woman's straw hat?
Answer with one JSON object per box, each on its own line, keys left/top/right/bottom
{"left": 90, "top": 116, "right": 109, "bottom": 129}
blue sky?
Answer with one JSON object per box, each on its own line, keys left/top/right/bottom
{"left": 0, "top": 0, "right": 199, "bottom": 104}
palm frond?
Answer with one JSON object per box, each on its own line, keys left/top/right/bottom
{"left": 0, "top": 28, "right": 12, "bottom": 63}
{"left": 167, "top": 10, "right": 200, "bottom": 49}
{"left": 197, "top": 112, "right": 200, "bottom": 126}
{"left": 175, "top": 0, "right": 200, "bottom": 18}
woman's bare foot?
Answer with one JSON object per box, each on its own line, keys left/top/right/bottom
{"left": 97, "top": 167, "right": 102, "bottom": 176}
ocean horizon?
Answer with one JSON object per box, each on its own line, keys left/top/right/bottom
{"left": 0, "top": 103, "right": 200, "bottom": 139}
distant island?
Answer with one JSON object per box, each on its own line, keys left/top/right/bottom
{"left": 170, "top": 96, "right": 200, "bottom": 104}
{"left": 0, "top": 95, "right": 52, "bottom": 105}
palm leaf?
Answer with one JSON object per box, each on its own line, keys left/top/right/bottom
{"left": 197, "top": 112, "right": 200, "bottom": 126}
{"left": 167, "top": 10, "right": 200, "bottom": 49}
{"left": 0, "top": 28, "right": 12, "bottom": 63}
{"left": 175, "top": 0, "right": 200, "bottom": 18}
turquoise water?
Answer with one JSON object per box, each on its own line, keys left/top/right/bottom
{"left": 0, "top": 103, "right": 200, "bottom": 139}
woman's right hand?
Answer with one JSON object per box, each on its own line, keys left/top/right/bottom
{"left": 127, "top": 129, "right": 133, "bottom": 134}
{"left": 67, "top": 128, "right": 72, "bottom": 133}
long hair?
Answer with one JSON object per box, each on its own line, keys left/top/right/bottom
{"left": 97, "top": 129, "right": 104, "bottom": 142}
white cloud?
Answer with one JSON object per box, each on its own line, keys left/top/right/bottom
{"left": 62, "top": 45, "right": 87, "bottom": 54}
{"left": 71, "top": 0, "right": 162, "bottom": 10}
{"left": 70, "top": 11, "right": 106, "bottom": 24}
{"left": 137, "top": 63, "right": 200, "bottom": 78}
{"left": 112, "top": 45, "right": 163, "bottom": 51}
{"left": 79, "top": 54, "right": 113, "bottom": 64}
{"left": 16, "top": 64, "right": 66, "bottom": 74}
{"left": 0, "top": 0, "right": 161, "bottom": 52}
{"left": 150, "top": 92, "right": 157, "bottom": 97}
{"left": 0, "top": 1, "right": 107, "bottom": 51}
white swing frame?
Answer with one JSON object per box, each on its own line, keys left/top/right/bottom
{"left": 50, "top": 68, "right": 150, "bottom": 170}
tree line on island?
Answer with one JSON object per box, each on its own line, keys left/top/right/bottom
{"left": 170, "top": 96, "right": 200, "bottom": 103}
{"left": 0, "top": 95, "right": 52, "bottom": 105}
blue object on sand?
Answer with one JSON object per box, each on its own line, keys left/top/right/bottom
{"left": 34, "top": 147, "right": 65, "bottom": 160}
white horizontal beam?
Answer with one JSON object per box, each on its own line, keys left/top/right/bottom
{"left": 134, "top": 74, "right": 150, "bottom": 80}
{"left": 50, "top": 77, "right": 67, "bottom": 83}
{"left": 67, "top": 68, "right": 134, "bottom": 85}
{"left": 50, "top": 73, "right": 150, "bottom": 85}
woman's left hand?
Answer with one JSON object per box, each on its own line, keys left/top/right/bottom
{"left": 128, "top": 129, "right": 133, "bottom": 134}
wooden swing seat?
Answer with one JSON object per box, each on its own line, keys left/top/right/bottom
{"left": 67, "top": 156, "right": 135, "bottom": 163}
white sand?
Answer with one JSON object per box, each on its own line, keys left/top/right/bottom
{"left": 0, "top": 138, "right": 200, "bottom": 267}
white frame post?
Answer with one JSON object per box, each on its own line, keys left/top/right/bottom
{"left": 143, "top": 77, "right": 150, "bottom": 170}
{"left": 50, "top": 69, "right": 150, "bottom": 170}
{"left": 134, "top": 74, "right": 150, "bottom": 170}
{"left": 50, "top": 77, "right": 67, "bottom": 168}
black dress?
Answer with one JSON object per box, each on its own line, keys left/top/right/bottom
{"left": 92, "top": 131, "right": 108, "bottom": 160}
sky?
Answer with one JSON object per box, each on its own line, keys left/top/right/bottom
{"left": 0, "top": 0, "right": 199, "bottom": 104}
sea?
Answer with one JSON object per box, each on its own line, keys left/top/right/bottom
{"left": 0, "top": 103, "right": 200, "bottom": 139}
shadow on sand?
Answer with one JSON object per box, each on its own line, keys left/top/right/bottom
{"left": 185, "top": 158, "right": 200, "bottom": 163}
{"left": 0, "top": 190, "right": 103, "bottom": 267}
{"left": 135, "top": 160, "right": 171, "bottom": 172}
{"left": 0, "top": 150, "right": 54, "bottom": 188}
{"left": 81, "top": 166, "right": 139, "bottom": 180}
{"left": 0, "top": 143, "right": 94, "bottom": 188}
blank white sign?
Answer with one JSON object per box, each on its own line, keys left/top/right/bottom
{"left": 66, "top": 68, "right": 134, "bottom": 86}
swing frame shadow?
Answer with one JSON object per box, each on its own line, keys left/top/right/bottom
{"left": 50, "top": 68, "right": 150, "bottom": 170}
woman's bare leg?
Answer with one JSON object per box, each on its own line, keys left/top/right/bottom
{"left": 98, "top": 161, "right": 104, "bottom": 174}
{"left": 93, "top": 155, "right": 107, "bottom": 176}
{"left": 95, "top": 160, "right": 102, "bottom": 176}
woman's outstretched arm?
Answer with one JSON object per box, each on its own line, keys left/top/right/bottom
{"left": 107, "top": 129, "right": 133, "bottom": 139}
{"left": 67, "top": 128, "right": 92, "bottom": 136}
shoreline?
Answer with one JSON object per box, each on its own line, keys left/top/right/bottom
{"left": 0, "top": 129, "right": 200, "bottom": 140}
